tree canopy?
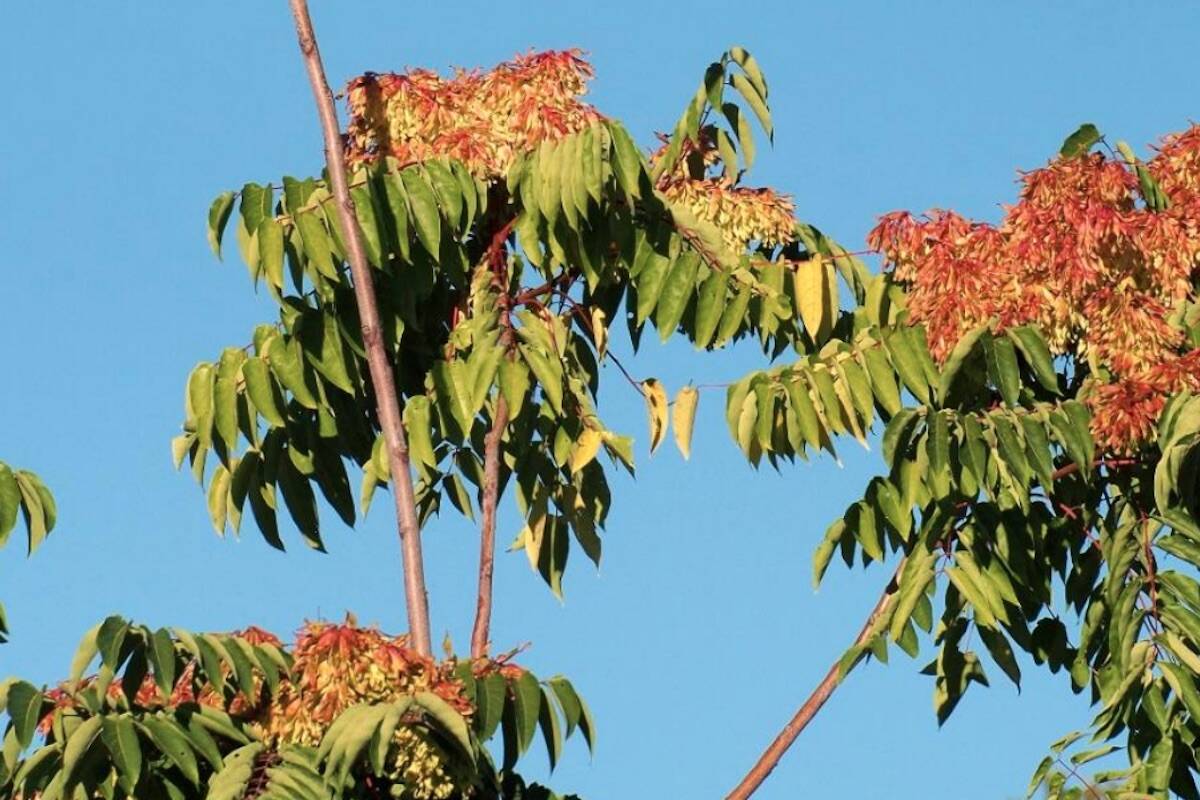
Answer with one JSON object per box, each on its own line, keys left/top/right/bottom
{"left": 4, "top": 9, "right": 1200, "bottom": 799}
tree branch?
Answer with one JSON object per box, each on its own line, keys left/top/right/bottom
{"left": 470, "top": 395, "right": 509, "bottom": 659}
{"left": 724, "top": 560, "right": 904, "bottom": 800}
{"left": 287, "top": 0, "right": 433, "bottom": 656}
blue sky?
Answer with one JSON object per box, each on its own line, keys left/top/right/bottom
{"left": 2, "top": 2, "right": 1199, "bottom": 797}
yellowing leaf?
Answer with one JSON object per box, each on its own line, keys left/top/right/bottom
{"left": 643, "top": 379, "right": 669, "bottom": 454}
{"left": 591, "top": 307, "right": 608, "bottom": 361}
{"left": 672, "top": 386, "right": 699, "bottom": 460}
{"left": 793, "top": 257, "right": 834, "bottom": 343}
{"left": 570, "top": 428, "right": 604, "bottom": 474}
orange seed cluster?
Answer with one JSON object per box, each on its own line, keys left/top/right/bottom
{"left": 345, "top": 50, "right": 603, "bottom": 179}
{"left": 868, "top": 125, "right": 1200, "bottom": 452}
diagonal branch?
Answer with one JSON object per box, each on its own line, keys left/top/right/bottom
{"left": 287, "top": 0, "right": 433, "bottom": 656}
{"left": 725, "top": 560, "right": 904, "bottom": 800}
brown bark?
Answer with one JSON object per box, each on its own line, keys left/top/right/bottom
{"left": 470, "top": 396, "right": 509, "bottom": 659}
{"left": 287, "top": 0, "right": 433, "bottom": 656}
{"left": 724, "top": 561, "right": 905, "bottom": 800}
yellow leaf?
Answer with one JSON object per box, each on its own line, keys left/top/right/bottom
{"left": 793, "top": 257, "right": 834, "bottom": 343}
{"left": 591, "top": 308, "right": 608, "bottom": 361}
{"left": 643, "top": 379, "right": 669, "bottom": 454}
{"left": 570, "top": 428, "right": 604, "bottom": 474}
{"left": 672, "top": 387, "right": 699, "bottom": 460}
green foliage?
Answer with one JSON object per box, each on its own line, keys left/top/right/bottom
{"left": 0, "top": 617, "right": 590, "bottom": 800}
{"left": 0, "top": 460, "right": 56, "bottom": 643}
{"left": 724, "top": 264, "right": 1200, "bottom": 795}
{"left": 181, "top": 49, "right": 850, "bottom": 600}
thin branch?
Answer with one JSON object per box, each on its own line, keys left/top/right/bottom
{"left": 287, "top": 0, "right": 433, "bottom": 656}
{"left": 470, "top": 395, "right": 509, "bottom": 659}
{"left": 725, "top": 560, "right": 905, "bottom": 800}
{"left": 1049, "top": 457, "right": 1141, "bottom": 482}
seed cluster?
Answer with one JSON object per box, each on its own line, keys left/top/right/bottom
{"left": 38, "top": 619, "right": 520, "bottom": 800}
{"left": 345, "top": 50, "right": 602, "bottom": 179}
{"left": 869, "top": 126, "right": 1200, "bottom": 452}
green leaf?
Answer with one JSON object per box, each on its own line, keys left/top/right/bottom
{"left": 978, "top": 626, "right": 1021, "bottom": 687}
{"left": 140, "top": 715, "right": 200, "bottom": 786}
{"left": 207, "top": 191, "right": 236, "bottom": 260}
{"left": 401, "top": 169, "right": 442, "bottom": 260}
{"left": 188, "top": 363, "right": 216, "bottom": 451}
{"left": 294, "top": 209, "right": 336, "bottom": 279}
{"left": 97, "top": 615, "right": 129, "bottom": 670}
{"left": 861, "top": 345, "right": 902, "bottom": 416}
{"left": 266, "top": 337, "right": 318, "bottom": 410}
{"left": 243, "top": 357, "right": 285, "bottom": 429}
{"left": 1059, "top": 123, "right": 1102, "bottom": 159}
{"left": 547, "top": 677, "right": 583, "bottom": 739}
{"left": 1049, "top": 402, "right": 1092, "bottom": 477}
{"left": 881, "top": 408, "right": 919, "bottom": 469}
{"left": 1006, "top": 326, "right": 1059, "bottom": 394}
{"left": 278, "top": 458, "right": 323, "bottom": 551}
{"left": 812, "top": 519, "right": 843, "bottom": 589}
{"left": 692, "top": 269, "right": 728, "bottom": 349}
{"left": 61, "top": 715, "right": 103, "bottom": 787}
{"left": 350, "top": 184, "right": 383, "bottom": 267}
{"left": 576, "top": 688, "right": 597, "bottom": 754}
{"left": 7, "top": 680, "right": 43, "bottom": 748}
{"left": 499, "top": 357, "right": 531, "bottom": 419}
{"left": 149, "top": 628, "right": 178, "bottom": 697}
{"left": 889, "top": 547, "right": 936, "bottom": 641}
{"left": 519, "top": 344, "right": 564, "bottom": 416}
{"left": 884, "top": 328, "right": 930, "bottom": 404}
{"left": 984, "top": 334, "right": 1020, "bottom": 407}
{"left": 938, "top": 322, "right": 988, "bottom": 400}
{"left": 512, "top": 671, "right": 542, "bottom": 755}
{"left": 0, "top": 464, "right": 20, "bottom": 547}
{"left": 413, "top": 692, "right": 473, "bottom": 759}
{"left": 656, "top": 252, "right": 702, "bottom": 341}
{"left": 257, "top": 217, "right": 285, "bottom": 291}
{"left": 403, "top": 396, "right": 438, "bottom": 469}
{"left": 608, "top": 122, "right": 643, "bottom": 200}
{"left": 465, "top": 672, "right": 502, "bottom": 745}
{"left": 101, "top": 716, "right": 142, "bottom": 794}
{"left": 214, "top": 348, "right": 246, "bottom": 455}
{"left": 537, "top": 687, "right": 563, "bottom": 770}
{"left": 730, "top": 72, "right": 772, "bottom": 140}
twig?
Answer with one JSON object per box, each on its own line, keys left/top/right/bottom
{"left": 287, "top": 0, "right": 433, "bottom": 656}
{"left": 724, "top": 559, "right": 905, "bottom": 800}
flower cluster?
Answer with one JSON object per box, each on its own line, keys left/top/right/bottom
{"left": 36, "top": 619, "right": 523, "bottom": 800}
{"left": 345, "top": 49, "right": 603, "bottom": 179}
{"left": 869, "top": 125, "right": 1200, "bottom": 452}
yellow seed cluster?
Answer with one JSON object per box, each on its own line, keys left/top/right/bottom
{"left": 661, "top": 177, "right": 796, "bottom": 252}
{"left": 262, "top": 620, "right": 474, "bottom": 799}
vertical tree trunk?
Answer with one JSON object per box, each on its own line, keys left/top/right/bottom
{"left": 470, "top": 396, "right": 509, "bottom": 659}
{"left": 287, "top": 0, "right": 433, "bottom": 657}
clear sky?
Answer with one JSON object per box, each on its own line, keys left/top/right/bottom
{"left": 2, "top": 2, "right": 1199, "bottom": 798}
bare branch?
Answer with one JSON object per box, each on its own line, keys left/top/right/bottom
{"left": 470, "top": 396, "right": 510, "bottom": 659}
{"left": 287, "top": 0, "right": 433, "bottom": 656}
{"left": 724, "top": 560, "right": 904, "bottom": 800}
